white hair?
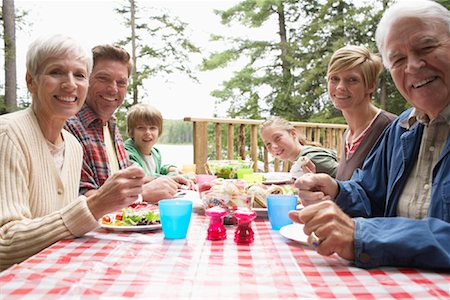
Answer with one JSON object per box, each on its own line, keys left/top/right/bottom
{"left": 26, "top": 34, "right": 92, "bottom": 77}
{"left": 375, "top": 0, "right": 450, "bottom": 69}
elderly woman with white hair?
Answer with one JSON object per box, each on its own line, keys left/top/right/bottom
{"left": 0, "top": 35, "right": 145, "bottom": 271}
{"left": 288, "top": 0, "right": 450, "bottom": 269}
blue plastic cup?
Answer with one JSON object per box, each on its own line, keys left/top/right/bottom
{"left": 266, "top": 195, "right": 298, "bottom": 230}
{"left": 158, "top": 200, "right": 193, "bottom": 239}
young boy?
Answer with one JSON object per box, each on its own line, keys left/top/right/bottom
{"left": 125, "top": 103, "right": 180, "bottom": 177}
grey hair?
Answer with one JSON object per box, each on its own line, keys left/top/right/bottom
{"left": 26, "top": 34, "right": 92, "bottom": 78}
{"left": 375, "top": 0, "right": 450, "bottom": 69}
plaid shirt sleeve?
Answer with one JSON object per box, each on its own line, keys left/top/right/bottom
{"left": 65, "top": 105, "right": 130, "bottom": 195}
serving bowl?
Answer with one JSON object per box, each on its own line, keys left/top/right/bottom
{"left": 205, "top": 160, "right": 253, "bottom": 179}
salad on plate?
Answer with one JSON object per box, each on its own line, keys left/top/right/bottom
{"left": 100, "top": 202, "right": 161, "bottom": 231}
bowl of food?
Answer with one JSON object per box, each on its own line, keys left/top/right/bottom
{"left": 201, "top": 183, "right": 253, "bottom": 225}
{"left": 205, "top": 160, "right": 253, "bottom": 179}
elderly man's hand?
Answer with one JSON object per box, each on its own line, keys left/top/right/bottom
{"left": 288, "top": 201, "right": 355, "bottom": 261}
{"left": 141, "top": 176, "right": 180, "bottom": 203}
{"left": 294, "top": 173, "right": 339, "bottom": 206}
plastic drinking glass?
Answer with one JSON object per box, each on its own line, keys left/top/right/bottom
{"left": 181, "top": 164, "right": 197, "bottom": 174}
{"left": 236, "top": 168, "right": 253, "bottom": 179}
{"left": 196, "top": 174, "right": 217, "bottom": 186}
{"left": 158, "top": 200, "right": 192, "bottom": 239}
{"left": 266, "top": 194, "right": 298, "bottom": 230}
{"left": 243, "top": 173, "right": 264, "bottom": 184}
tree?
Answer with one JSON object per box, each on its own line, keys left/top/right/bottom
{"left": 115, "top": 0, "right": 201, "bottom": 106}
{"left": 1, "top": 0, "right": 17, "bottom": 114}
{"left": 202, "top": 0, "right": 302, "bottom": 120}
{"left": 435, "top": 0, "right": 450, "bottom": 10}
{"left": 201, "top": 0, "right": 407, "bottom": 123}
{"left": 292, "top": 0, "right": 397, "bottom": 121}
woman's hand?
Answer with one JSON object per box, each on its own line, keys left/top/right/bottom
{"left": 86, "top": 165, "right": 145, "bottom": 220}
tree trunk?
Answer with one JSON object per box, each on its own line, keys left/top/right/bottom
{"left": 2, "top": 0, "right": 17, "bottom": 113}
{"left": 130, "top": 0, "right": 138, "bottom": 105}
{"left": 277, "top": 2, "right": 291, "bottom": 78}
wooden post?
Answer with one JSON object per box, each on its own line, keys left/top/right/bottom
{"left": 227, "top": 124, "right": 234, "bottom": 159}
{"left": 193, "top": 121, "right": 208, "bottom": 174}
{"left": 250, "top": 124, "right": 258, "bottom": 171}
{"left": 215, "top": 123, "right": 222, "bottom": 160}
{"left": 315, "top": 127, "right": 321, "bottom": 145}
{"left": 239, "top": 124, "right": 245, "bottom": 160}
{"left": 274, "top": 158, "right": 280, "bottom": 171}
{"left": 263, "top": 147, "right": 269, "bottom": 172}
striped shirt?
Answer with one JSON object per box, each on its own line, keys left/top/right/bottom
{"left": 65, "top": 104, "right": 130, "bottom": 195}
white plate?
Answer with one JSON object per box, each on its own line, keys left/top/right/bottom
{"left": 279, "top": 223, "right": 309, "bottom": 245}
{"left": 100, "top": 222, "right": 162, "bottom": 232}
{"left": 262, "top": 172, "right": 293, "bottom": 185}
{"left": 99, "top": 211, "right": 162, "bottom": 232}
{"left": 262, "top": 179, "right": 293, "bottom": 185}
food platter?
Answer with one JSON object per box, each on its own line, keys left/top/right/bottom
{"left": 262, "top": 172, "right": 294, "bottom": 185}
{"left": 279, "top": 223, "right": 309, "bottom": 245}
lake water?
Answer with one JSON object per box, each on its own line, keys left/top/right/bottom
{"left": 157, "top": 144, "right": 194, "bottom": 168}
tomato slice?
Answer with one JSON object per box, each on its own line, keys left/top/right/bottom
{"left": 102, "top": 215, "right": 111, "bottom": 224}
{"left": 115, "top": 213, "right": 123, "bottom": 221}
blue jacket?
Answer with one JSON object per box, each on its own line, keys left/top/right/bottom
{"left": 335, "top": 108, "right": 450, "bottom": 269}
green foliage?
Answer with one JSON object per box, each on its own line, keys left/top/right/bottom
{"left": 201, "top": 0, "right": 408, "bottom": 124}
{"left": 115, "top": 1, "right": 201, "bottom": 105}
{"left": 117, "top": 107, "right": 192, "bottom": 144}
{"left": 435, "top": 0, "right": 450, "bottom": 10}
{"left": 0, "top": 94, "right": 6, "bottom": 115}
{"left": 158, "top": 119, "right": 193, "bottom": 144}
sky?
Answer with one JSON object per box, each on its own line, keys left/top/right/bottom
{"left": 12, "top": 0, "right": 276, "bottom": 119}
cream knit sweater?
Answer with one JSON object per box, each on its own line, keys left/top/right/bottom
{"left": 0, "top": 108, "right": 99, "bottom": 271}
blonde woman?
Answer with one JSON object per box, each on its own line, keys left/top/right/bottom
{"left": 0, "top": 35, "right": 145, "bottom": 270}
{"left": 260, "top": 117, "right": 338, "bottom": 178}
{"left": 327, "top": 45, "right": 397, "bottom": 180}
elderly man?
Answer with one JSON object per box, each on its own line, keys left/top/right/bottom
{"left": 289, "top": 0, "right": 450, "bottom": 269}
{"left": 65, "top": 45, "right": 187, "bottom": 202}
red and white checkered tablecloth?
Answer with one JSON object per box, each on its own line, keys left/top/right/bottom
{"left": 1, "top": 213, "right": 449, "bottom": 299}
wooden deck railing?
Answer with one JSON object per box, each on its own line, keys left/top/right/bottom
{"left": 183, "top": 117, "right": 348, "bottom": 174}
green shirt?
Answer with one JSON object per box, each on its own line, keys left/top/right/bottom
{"left": 124, "top": 138, "right": 176, "bottom": 177}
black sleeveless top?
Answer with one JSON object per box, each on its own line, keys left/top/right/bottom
{"left": 335, "top": 110, "right": 397, "bottom": 181}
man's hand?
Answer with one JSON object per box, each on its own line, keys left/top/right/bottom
{"left": 170, "top": 175, "right": 195, "bottom": 190}
{"left": 295, "top": 173, "right": 339, "bottom": 206}
{"left": 288, "top": 201, "right": 355, "bottom": 261}
{"left": 141, "top": 176, "right": 180, "bottom": 203}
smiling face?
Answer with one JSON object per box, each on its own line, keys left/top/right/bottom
{"left": 261, "top": 127, "right": 300, "bottom": 162}
{"left": 86, "top": 59, "right": 129, "bottom": 123}
{"left": 327, "top": 67, "right": 375, "bottom": 112}
{"left": 28, "top": 56, "right": 89, "bottom": 123}
{"left": 130, "top": 124, "right": 160, "bottom": 155}
{"left": 385, "top": 17, "right": 450, "bottom": 118}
